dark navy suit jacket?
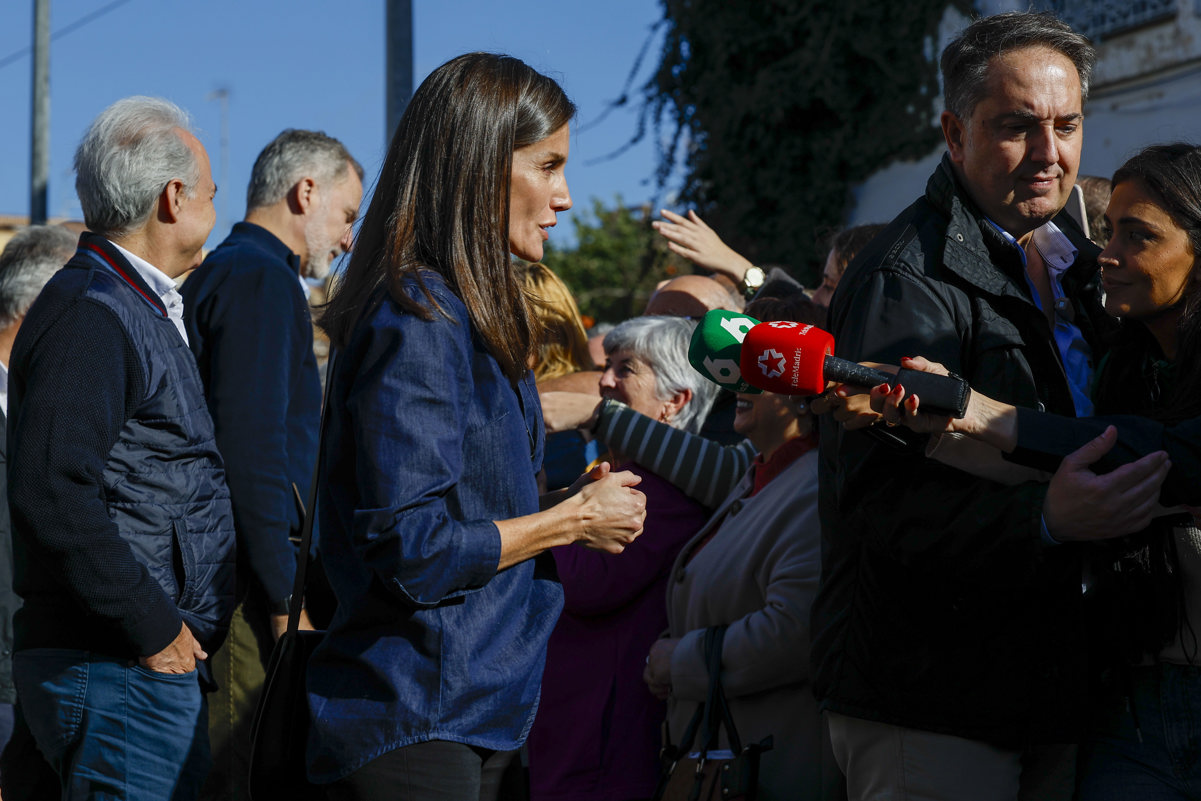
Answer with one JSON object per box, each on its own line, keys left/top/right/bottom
{"left": 182, "top": 222, "right": 320, "bottom": 605}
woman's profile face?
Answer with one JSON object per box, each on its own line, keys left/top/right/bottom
{"left": 733, "top": 391, "right": 797, "bottom": 451}
{"left": 600, "top": 348, "right": 669, "bottom": 423}
{"left": 509, "top": 125, "right": 573, "bottom": 263}
{"left": 1100, "top": 178, "right": 1196, "bottom": 321}
{"left": 809, "top": 248, "right": 841, "bottom": 308}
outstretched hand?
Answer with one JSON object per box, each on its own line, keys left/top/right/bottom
{"left": 809, "top": 385, "right": 884, "bottom": 431}
{"left": 1044, "top": 426, "right": 1171, "bottom": 541}
{"left": 868, "top": 356, "right": 956, "bottom": 435}
{"left": 652, "top": 209, "right": 755, "bottom": 281}
{"left": 539, "top": 391, "right": 602, "bottom": 434}
{"left": 867, "top": 356, "right": 1019, "bottom": 448}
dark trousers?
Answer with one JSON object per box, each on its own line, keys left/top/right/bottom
{"left": 325, "top": 741, "right": 518, "bottom": 801}
{"left": 0, "top": 702, "right": 57, "bottom": 801}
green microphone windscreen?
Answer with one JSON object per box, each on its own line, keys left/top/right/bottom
{"left": 688, "top": 309, "right": 763, "bottom": 394}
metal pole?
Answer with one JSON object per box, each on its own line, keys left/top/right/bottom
{"left": 30, "top": 0, "right": 50, "bottom": 224}
{"left": 385, "top": 0, "right": 413, "bottom": 143}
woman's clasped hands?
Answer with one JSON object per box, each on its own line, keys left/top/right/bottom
{"left": 565, "top": 461, "right": 647, "bottom": 553}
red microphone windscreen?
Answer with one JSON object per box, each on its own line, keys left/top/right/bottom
{"left": 739, "top": 321, "right": 834, "bottom": 395}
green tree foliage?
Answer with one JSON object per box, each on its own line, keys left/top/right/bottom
{"left": 639, "top": 0, "right": 966, "bottom": 281}
{"left": 543, "top": 198, "right": 683, "bottom": 325}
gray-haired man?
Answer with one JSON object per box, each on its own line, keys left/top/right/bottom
{"left": 0, "top": 225, "right": 75, "bottom": 767}
{"left": 7, "top": 97, "right": 235, "bottom": 800}
{"left": 181, "top": 129, "right": 361, "bottom": 801}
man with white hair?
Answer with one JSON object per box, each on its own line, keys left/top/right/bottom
{"left": 7, "top": 97, "right": 235, "bottom": 800}
{"left": 0, "top": 225, "right": 75, "bottom": 411}
{"left": 0, "top": 225, "right": 75, "bottom": 770}
{"left": 180, "top": 129, "right": 361, "bottom": 801}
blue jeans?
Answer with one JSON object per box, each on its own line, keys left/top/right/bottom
{"left": 0, "top": 701, "right": 15, "bottom": 780}
{"left": 1079, "top": 663, "right": 1201, "bottom": 800}
{"left": 13, "top": 649, "right": 209, "bottom": 801}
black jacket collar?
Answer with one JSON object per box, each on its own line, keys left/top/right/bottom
{"left": 217, "top": 222, "right": 303, "bottom": 276}
{"left": 925, "top": 153, "right": 1101, "bottom": 304}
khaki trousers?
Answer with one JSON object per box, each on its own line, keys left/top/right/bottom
{"left": 827, "top": 711, "right": 1075, "bottom": 801}
{"left": 201, "top": 598, "right": 274, "bottom": 801}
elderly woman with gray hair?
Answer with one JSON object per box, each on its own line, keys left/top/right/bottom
{"left": 528, "top": 314, "right": 718, "bottom": 801}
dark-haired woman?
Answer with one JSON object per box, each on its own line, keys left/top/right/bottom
{"left": 874, "top": 143, "right": 1201, "bottom": 799}
{"left": 306, "top": 53, "right": 647, "bottom": 801}
{"left": 1070, "top": 144, "right": 1201, "bottom": 801}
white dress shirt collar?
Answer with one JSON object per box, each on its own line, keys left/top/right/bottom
{"left": 109, "top": 242, "right": 189, "bottom": 345}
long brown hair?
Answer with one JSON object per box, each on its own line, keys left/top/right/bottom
{"left": 1112, "top": 143, "right": 1201, "bottom": 423}
{"left": 319, "top": 53, "right": 576, "bottom": 382}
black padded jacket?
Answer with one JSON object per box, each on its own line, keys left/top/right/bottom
{"left": 9, "top": 233, "right": 237, "bottom": 662}
{"left": 811, "top": 155, "right": 1115, "bottom": 747}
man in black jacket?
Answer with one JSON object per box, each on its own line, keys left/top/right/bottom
{"left": 811, "top": 12, "right": 1169, "bottom": 800}
{"left": 182, "top": 129, "right": 361, "bottom": 801}
{"left": 7, "top": 97, "right": 235, "bottom": 801}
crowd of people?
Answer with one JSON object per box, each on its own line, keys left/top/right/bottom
{"left": 0, "top": 7, "right": 1200, "bottom": 801}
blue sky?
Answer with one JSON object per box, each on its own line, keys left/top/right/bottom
{"left": 0, "top": 0, "right": 669, "bottom": 248}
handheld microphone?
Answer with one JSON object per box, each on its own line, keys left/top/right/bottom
{"left": 687, "top": 309, "right": 763, "bottom": 394}
{"left": 740, "top": 321, "right": 970, "bottom": 418}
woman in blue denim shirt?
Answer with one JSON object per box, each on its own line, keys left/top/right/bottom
{"left": 308, "top": 53, "right": 648, "bottom": 800}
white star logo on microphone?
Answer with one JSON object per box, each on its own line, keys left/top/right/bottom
{"left": 757, "top": 349, "right": 786, "bottom": 378}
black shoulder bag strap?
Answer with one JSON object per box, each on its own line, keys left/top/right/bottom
{"left": 286, "top": 349, "right": 336, "bottom": 635}
{"left": 248, "top": 349, "right": 339, "bottom": 801}
{"left": 651, "top": 626, "right": 729, "bottom": 801}
{"left": 699, "top": 625, "right": 737, "bottom": 756}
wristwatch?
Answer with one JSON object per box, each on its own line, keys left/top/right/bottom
{"left": 739, "top": 266, "right": 766, "bottom": 299}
